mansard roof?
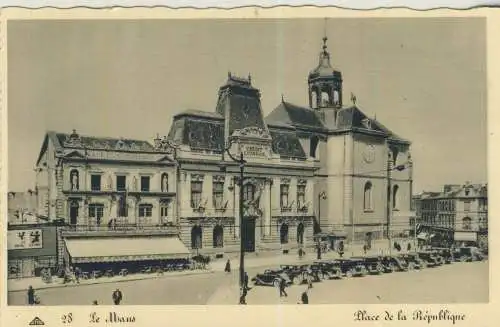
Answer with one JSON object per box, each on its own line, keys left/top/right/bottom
{"left": 266, "top": 101, "right": 326, "bottom": 130}
{"left": 266, "top": 101, "right": 409, "bottom": 144}
{"left": 167, "top": 116, "right": 225, "bottom": 153}
{"left": 36, "top": 131, "right": 173, "bottom": 166}
{"left": 268, "top": 127, "right": 307, "bottom": 160}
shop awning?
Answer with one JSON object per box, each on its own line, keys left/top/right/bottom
{"left": 65, "top": 237, "right": 191, "bottom": 264}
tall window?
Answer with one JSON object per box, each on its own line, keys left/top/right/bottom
{"left": 364, "top": 182, "right": 373, "bottom": 211}
{"left": 297, "top": 185, "right": 306, "bottom": 207}
{"left": 191, "top": 181, "right": 203, "bottom": 208}
{"left": 140, "top": 176, "right": 150, "bottom": 192}
{"left": 116, "top": 175, "right": 127, "bottom": 191}
{"left": 88, "top": 203, "right": 104, "bottom": 225}
{"left": 280, "top": 223, "right": 289, "bottom": 244}
{"left": 213, "top": 181, "right": 225, "bottom": 209}
{"left": 160, "top": 200, "right": 169, "bottom": 222}
{"left": 280, "top": 184, "right": 290, "bottom": 209}
{"left": 310, "top": 136, "right": 319, "bottom": 158}
{"left": 462, "top": 217, "right": 472, "bottom": 230}
{"left": 138, "top": 204, "right": 153, "bottom": 218}
{"left": 191, "top": 226, "right": 203, "bottom": 249}
{"left": 463, "top": 201, "right": 471, "bottom": 212}
{"left": 243, "top": 184, "right": 255, "bottom": 202}
{"left": 91, "top": 175, "right": 101, "bottom": 191}
{"left": 392, "top": 185, "right": 399, "bottom": 209}
{"left": 213, "top": 225, "right": 224, "bottom": 248}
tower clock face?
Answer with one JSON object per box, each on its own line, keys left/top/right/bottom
{"left": 363, "top": 145, "right": 376, "bottom": 163}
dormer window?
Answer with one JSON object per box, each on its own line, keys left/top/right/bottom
{"left": 362, "top": 118, "right": 372, "bottom": 129}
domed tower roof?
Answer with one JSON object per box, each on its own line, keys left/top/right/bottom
{"left": 308, "top": 36, "right": 341, "bottom": 81}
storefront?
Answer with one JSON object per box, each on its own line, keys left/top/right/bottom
{"left": 7, "top": 224, "right": 59, "bottom": 278}
{"left": 63, "top": 235, "right": 191, "bottom": 273}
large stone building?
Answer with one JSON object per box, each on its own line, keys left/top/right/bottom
{"left": 32, "top": 34, "right": 414, "bottom": 261}
{"left": 413, "top": 182, "right": 488, "bottom": 248}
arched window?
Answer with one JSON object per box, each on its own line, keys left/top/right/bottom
{"left": 333, "top": 90, "right": 340, "bottom": 105}
{"left": 243, "top": 184, "right": 255, "bottom": 202}
{"left": 213, "top": 225, "right": 224, "bottom": 248}
{"left": 310, "top": 136, "right": 319, "bottom": 158}
{"left": 364, "top": 182, "right": 373, "bottom": 211}
{"left": 311, "top": 91, "right": 318, "bottom": 109}
{"left": 321, "top": 91, "right": 330, "bottom": 106}
{"left": 392, "top": 185, "right": 399, "bottom": 209}
{"left": 280, "top": 223, "right": 289, "bottom": 244}
{"left": 191, "top": 225, "right": 203, "bottom": 249}
{"left": 462, "top": 217, "right": 472, "bottom": 230}
{"left": 161, "top": 173, "right": 169, "bottom": 192}
{"left": 70, "top": 169, "right": 79, "bottom": 191}
{"left": 296, "top": 223, "right": 305, "bottom": 244}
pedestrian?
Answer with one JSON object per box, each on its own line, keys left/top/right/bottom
{"left": 239, "top": 286, "right": 247, "bottom": 305}
{"left": 301, "top": 289, "right": 309, "bottom": 304}
{"left": 338, "top": 241, "right": 344, "bottom": 258}
{"left": 224, "top": 259, "right": 231, "bottom": 273}
{"left": 244, "top": 272, "right": 251, "bottom": 291}
{"left": 316, "top": 244, "right": 322, "bottom": 260}
{"left": 27, "top": 285, "right": 35, "bottom": 305}
{"left": 363, "top": 244, "right": 368, "bottom": 255}
{"left": 112, "top": 288, "right": 123, "bottom": 305}
{"left": 74, "top": 267, "right": 80, "bottom": 284}
{"left": 279, "top": 277, "right": 288, "bottom": 297}
{"left": 407, "top": 243, "right": 412, "bottom": 252}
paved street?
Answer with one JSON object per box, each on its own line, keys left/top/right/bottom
{"left": 8, "top": 260, "right": 488, "bottom": 305}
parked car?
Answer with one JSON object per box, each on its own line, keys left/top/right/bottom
{"left": 352, "top": 256, "right": 384, "bottom": 275}
{"left": 313, "top": 261, "right": 343, "bottom": 279}
{"left": 334, "top": 259, "right": 367, "bottom": 277}
{"left": 280, "top": 265, "right": 308, "bottom": 285}
{"left": 380, "top": 255, "right": 408, "bottom": 272}
{"left": 417, "top": 251, "right": 440, "bottom": 267}
{"left": 452, "top": 246, "right": 484, "bottom": 262}
{"left": 403, "top": 253, "right": 424, "bottom": 270}
{"left": 431, "top": 248, "right": 454, "bottom": 264}
{"left": 252, "top": 269, "right": 292, "bottom": 287}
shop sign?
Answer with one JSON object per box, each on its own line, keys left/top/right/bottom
{"left": 8, "top": 229, "right": 43, "bottom": 250}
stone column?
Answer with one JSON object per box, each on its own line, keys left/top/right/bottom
{"left": 262, "top": 180, "right": 271, "bottom": 237}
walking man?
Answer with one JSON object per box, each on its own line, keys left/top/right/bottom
{"left": 112, "top": 288, "right": 123, "bottom": 305}
{"left": 27, "top": 286, "right": 35, "bottom": 305}
{"left": 224, "top": 259, "right": 231, "bottom": 273}
{"left": 279, "top": 277, "right": 288, "bottom": 297}
{"left": 301, "top": 289, "right": 309, "bottom": 304}
{"left": 244, "top": 272, "right": 251, "bottom": 291}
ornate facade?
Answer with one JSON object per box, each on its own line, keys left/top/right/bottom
{"left": 266, "top": 36, "right": 413, "bottom": 242}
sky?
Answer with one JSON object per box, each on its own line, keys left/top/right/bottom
{"left": 7, "top": 18, "right": 487, "bottom": 193}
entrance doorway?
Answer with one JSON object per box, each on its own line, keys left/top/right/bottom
{"left": 69, "top": 201, "right": 79, "bottom": 225}
{"left": 242, "top": 218, "right": 256, "bottom": 252}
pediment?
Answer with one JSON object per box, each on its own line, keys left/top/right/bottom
{"left": 63, "top": 150, "right": 85, "bottom": 158}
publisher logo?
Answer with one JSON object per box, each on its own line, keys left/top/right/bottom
{"left": 29, "top": 317, "right": 45, "bottom": 326}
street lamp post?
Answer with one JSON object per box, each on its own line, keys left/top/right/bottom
{"left": 317, "top": 191, "right": 327, "bottom": 231}
{"left": 224, "top": 142, "right": 247, "bottom": 294}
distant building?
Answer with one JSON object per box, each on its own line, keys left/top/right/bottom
{"left": 7, "top": 190, "right": 39, "bottom": 224}
{"left": 413, "top": 182, "right": 488, "bottom": 248}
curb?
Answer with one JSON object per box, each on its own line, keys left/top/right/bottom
{"left": 8, "top": 269, "right": 215, "bottom": 293}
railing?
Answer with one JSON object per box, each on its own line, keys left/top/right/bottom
{"left": 62, "top": 223, "right": 179, "bottom": 236}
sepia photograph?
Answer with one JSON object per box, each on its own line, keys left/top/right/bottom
{"left": 4, "top": 16, "right": 488, "bottom": 307}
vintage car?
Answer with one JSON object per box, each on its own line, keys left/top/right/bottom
{"left": 380, "top": 255, "right": 408, "bottom": 272}
{"left": 452, "top": 246, "right": 484, "bottom": 262}
{"left": 417, "top": 251, "right": 440, "bottom": 267}
{"left": 333, "top": 259, "right": 367, "bottom": 277}
{"left": 313, "top": 261, "right": 343, "bottom": 279}
{"left": 279, "top": 265, "right": 308, "bottom": 285}
{"left": 431, "top": 248, "right": 453, "bottom": 264}
{"left": 402, "top": 253, "right": 424, "bottom": 270}
{"left": 352, "top": 256, "right": 384, "bottom": 275}
{"left": 252, "top": 269, "right": 292, "bottom": 287}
